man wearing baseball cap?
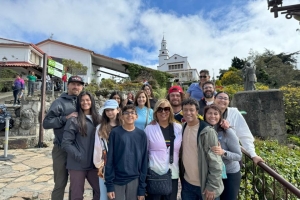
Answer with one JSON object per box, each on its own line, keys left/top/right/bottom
{"left": 43, "top": 75, "right": 84, "bottom": 199}
{"left": 167, "top": 85, "right": 203, "bottom": 124}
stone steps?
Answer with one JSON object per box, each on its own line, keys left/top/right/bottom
{"left": 0, "top": 135, "right": 37, "bottom": 149}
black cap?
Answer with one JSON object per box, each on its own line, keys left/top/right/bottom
{"left": 68, "top": 76, "right": 84, "bottom": 85}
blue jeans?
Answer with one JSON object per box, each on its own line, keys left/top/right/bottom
{"left": 99, "top": 177, "right": 108, "bottom": 200}
{"left": 181, "top": 178, "right": 220, "bottom": 200}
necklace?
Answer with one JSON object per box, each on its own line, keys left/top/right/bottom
{"left": 122, "top": 125, "right": 135, "bottom": 132}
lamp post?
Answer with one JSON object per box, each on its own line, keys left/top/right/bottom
{"left": 2, "top": 56, "right": 7, "bottom": 65}
{"left": 267, "top": 0, "right": 300, "bottom": 22}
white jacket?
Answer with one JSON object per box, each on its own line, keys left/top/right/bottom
{"left": 93, "top": 124, "right": 108, "bottom": 169}
{"left": 144, "top": 122, "right": 182, "bottom": 179}
{"left": 226, "top": 107, "right": 257, "bottom": 158}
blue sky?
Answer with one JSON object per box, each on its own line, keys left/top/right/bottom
{"left": 0, "top": 0, "right": 299, "bottom": 78}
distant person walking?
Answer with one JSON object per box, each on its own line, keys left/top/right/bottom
{"left": 27, "top": 71, "right": 37, "bottom": 97}
{"left": 43, "top": 76, "right": 84, "bottom": 200}
{"left": 12, "top": 74, "right": 24, "bottom": 106}
{"left": 62, "top": 73, "right": 67, "bottom": 92}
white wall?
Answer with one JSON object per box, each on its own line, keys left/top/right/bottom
{"left": 0, "top": 47, "right": 30, "bottom": 62}
{"left": 38, "top": 42, "right": 93, "bottom": 83}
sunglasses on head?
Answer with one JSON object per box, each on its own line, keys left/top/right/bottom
{"left": 157, "top": 107, "right": 171, "bottom": 113}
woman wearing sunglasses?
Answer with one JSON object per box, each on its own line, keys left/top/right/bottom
{"left": 144, "top": 99, "right": 182, "bottom": 200}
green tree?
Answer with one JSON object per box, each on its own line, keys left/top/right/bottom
{"left": 62, "top": 59, "right": 88, "bottom": 75}
{"left": 231, "top": 56, "right": 246, "bottom": 70}
{"left": 248, "top": 49, "right": 299, "bottom": 87}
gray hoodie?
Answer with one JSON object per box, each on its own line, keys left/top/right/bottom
{"left": 43, "top": 93, "right": 77, "bottom": 146}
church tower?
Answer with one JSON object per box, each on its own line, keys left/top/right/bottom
{"left": 158, "top": 36, "right": 169, "bottom": 66}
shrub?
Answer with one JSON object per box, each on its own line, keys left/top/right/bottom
{"left": 239, "top": 139, "right": 300, "bottom": 199}
{"left": 221, "top": 70, "right": 243, "bottom": 85}
{"left": 85, "top": 79, "right": 100, "bottom": 96}
{"left": 280, "top": 86, "right": 300, "bottom": 134}
{"left": 222, "top": 84, "right": 244, "bottom": 99}
{"left": 153, "top": 88, "right": 167, "bottom": 100}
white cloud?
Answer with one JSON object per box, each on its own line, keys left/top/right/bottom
{"left": 0, "top": 0, "right": 299, "bottom": 79}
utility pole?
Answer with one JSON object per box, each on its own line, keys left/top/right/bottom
{"left": 38, "top": 53, "right": 47, "bottom": 147}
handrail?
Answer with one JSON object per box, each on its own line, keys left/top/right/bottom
{"left": 240, "top": 147, "right": 300, "bottom": 199}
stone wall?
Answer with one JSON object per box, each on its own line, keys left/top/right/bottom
{"left": 231, "top": 89, "right": 286, "bottom": 143}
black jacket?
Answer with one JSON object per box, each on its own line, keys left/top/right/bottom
{"left": 62, "top": 116, "right": 96, "bottom": 170}
{"left": 43, "top": 93, "right": 77, "bottom": 146}
{"left": 198, "top": 98, "right": 208, "bottom": 116}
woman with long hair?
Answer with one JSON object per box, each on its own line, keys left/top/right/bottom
{"left": 144, "top": 99, "right": 182, "bottom": 200}
{"left": 134, "top": 90, "right": 153, "bottom": 130}
{"left": 204, "top": 104, "right": 242, "bottom": 200}
{"left": 109, "top": 91, "right": 124, "bottom": 110}
{"left": 94, "top": 99, "right": 121, "bottom": 200}
{"left": 212, "top": 91, "right": 264, "bottom": 164}
{"left": 141, "top": 84, "right": 157, "bottom": 109}
{"left": 62, "top": 91, "right": 101, "bottom": 200}
{"left": 124, "top": 92, "right": 135, "bottom": 105}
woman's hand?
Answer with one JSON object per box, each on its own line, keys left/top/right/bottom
{"left": 203, "top": 189, "right": 215, "bottom": 200}
{"left": 220, "top": 119, "right": 230, "bottom": 130}
{"left": 211, "top": 143, "right": 225, "bottom": 156}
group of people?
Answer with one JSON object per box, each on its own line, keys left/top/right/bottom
{"left": 43, "top": 72, "right": 263, "bottom": 200}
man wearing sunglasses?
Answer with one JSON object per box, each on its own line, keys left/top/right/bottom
{"left": 186, "top": 69, "right": 211, "bottom": 101}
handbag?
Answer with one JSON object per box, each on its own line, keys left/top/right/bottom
{"left": 146, "top": 124, "right": 175, "bottom": 195}
{"left": 144, "top": 108, "right": 149, "bottom": 128}
{"left": 98, "top": 138, "right": 108, "bottom": 179}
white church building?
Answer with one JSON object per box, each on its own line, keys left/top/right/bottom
{"left": 157, "top": 37, "right": 199, "bottom": 82}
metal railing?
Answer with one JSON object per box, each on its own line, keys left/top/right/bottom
{"left": 238, "top": 148, "right": 300, "bottom": 200}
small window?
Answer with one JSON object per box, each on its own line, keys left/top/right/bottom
{"left": 162, "top": 51, "right": 164, "bottom": 54}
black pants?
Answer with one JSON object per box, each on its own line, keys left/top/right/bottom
{"left": 146, "top": 179, "right": 178, "bottom": 200}
{"left": 51, "top": 145, "right": 70, "bottom": 200}
{"left": 0, "top": 123, "right": 5, "bottom": 131}
{"left": 69, "top": 169, "right": 100, "bottom": 200}
{"left": 221, "top": 171, "right": 241, "bottom": 200}
{"left": 13, "top": 89, "right": 20, "bottom": 104}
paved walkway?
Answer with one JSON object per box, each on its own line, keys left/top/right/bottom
{"left": 0, "top": 144, "right": 93, "bottom": 200}
{"left": 0, "top": 145, "right": 181, "bottom": 200}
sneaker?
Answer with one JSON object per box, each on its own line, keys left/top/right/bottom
{"left": 13, "top": 104, "right": 16, "bottom": 106}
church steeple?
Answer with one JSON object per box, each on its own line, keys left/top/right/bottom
{"left": 158, "top": 36, "right": 169, "bottom": 66}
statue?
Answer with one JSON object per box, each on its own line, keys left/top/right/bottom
{"left": 242, "top": 62, "right": 257, "bottom": 91}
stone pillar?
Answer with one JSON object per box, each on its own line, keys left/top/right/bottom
{"left": 231, "top": 89, "right": 286, "bottom": 143}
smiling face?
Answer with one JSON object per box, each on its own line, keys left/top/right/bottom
{"left": 121, "top": 108, "right": 137, "bottom": 125}
{"left": 112, "top": 94, "right": 121, "bottom": 105}
{"left": 182, "top": 104, "right": 198, "bottom": 124}
{"left": 199, "top": 72, "right": 210, "bottom": 85}
{"left": 80, "top": 94, "right": 91, "bottom": 113}
{"left": 205, "top": 108, "right": 221, "bottom": 126}
{"left": 105, "top": 108, "right": 119, "bottom": 120}
{"left": 156, "top": 102, "right": 171, "bottom": 123}
{"left": 143, "top": 86, "right": 151, "bottom": 97}
{"left": 137, "top": 92, "right": 147, "bottom": 107}
{"left": 214, "top": 92, "right": 230, "bottom": 112}
{"left": 169, "top": 92, "right": 182, "bottom": 107}
{"left": 203, "top": 83, "right": 215, "bottom": 98}
{"left": 68, "top": 82, "right": 84, "bottom": 96}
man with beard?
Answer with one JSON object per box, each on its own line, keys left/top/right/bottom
{"left": 198, "top": 81, "right": 215, "bottom": 116}
{"left": 167, "top": 85, "right": 203, "bottom": 124}
{"left": 43, "top": 76, "right": 84, "bottom": 200}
